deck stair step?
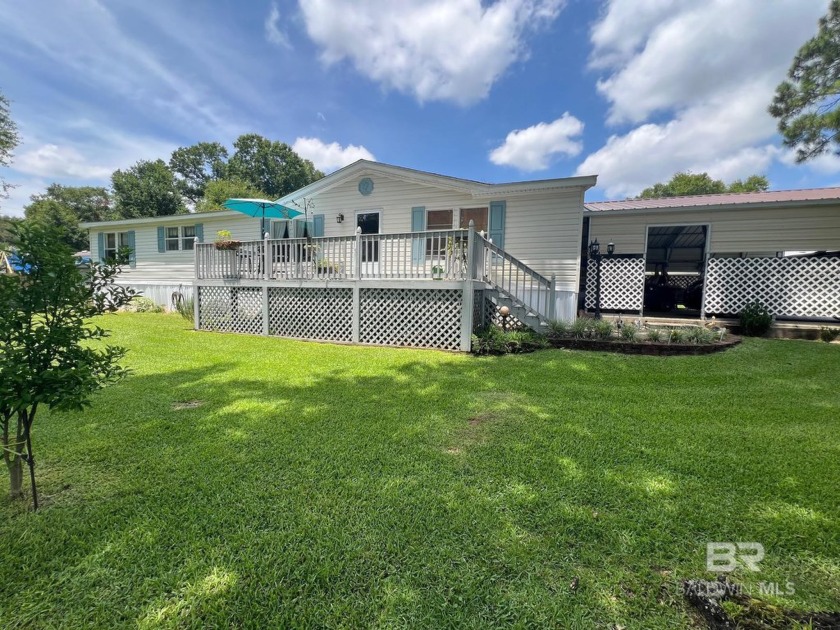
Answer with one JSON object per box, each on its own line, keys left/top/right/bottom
{"left": 484, "top": 288, "right": 549, "bottom": 333}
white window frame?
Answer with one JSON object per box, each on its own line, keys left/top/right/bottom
{"left": 104, "top": 231, "right": 129, "bottom": 259}
{"left": 165, "top": 226, "right": 196, "bottom": 252}
{"left": 458, "top": 206, "right": 489, "bottom": 233}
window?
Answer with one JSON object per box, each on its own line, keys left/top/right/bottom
{"left": 459, "top": 207, "right": 488, "bottom": 233}
{"left": 104, "top": 232, "right": 129, "bottom": 259}
{"left": 165, "top": 226, "right": 196, "bottom": 251}
{"left": 426, "top": 209, "right": 452, "bottom": 256}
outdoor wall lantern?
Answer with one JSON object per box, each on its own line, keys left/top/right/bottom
{"left": 588, "top": 239, "right": 600, "bottom": 258}
{"left": 607, "top": 241, "right": 615, "bottom": 256}
{"left": 336, "top": 213, "right": 344, "bottom": 224}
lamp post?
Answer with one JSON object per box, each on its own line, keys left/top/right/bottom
{"left": 589, "top": 239, "right": 601, "bottom": 319}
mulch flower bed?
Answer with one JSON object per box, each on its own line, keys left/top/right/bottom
{"left": 548, "top": 335, "right": 741, "bottom": 356}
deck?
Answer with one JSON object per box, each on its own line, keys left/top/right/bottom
{"left": 192, "top": 226, "right": 561, "bottom": 351}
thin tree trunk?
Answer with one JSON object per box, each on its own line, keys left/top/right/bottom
{"left": 8, "top": 455, "right": 23, "bottom": 500}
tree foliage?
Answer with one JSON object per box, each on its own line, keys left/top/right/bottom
{"left": 0, "top": 223, "right": 135, "bottom": 507}
{"left": 638, "top": 172, "right": 769, "bottom": 199}
{"left": 0, "top": 215, "right": 21, "bottom": 250}
{"left": 169, "top": 142, "right": 229, "bottom": 204}
{"left": 196, "top": 178, "right": 266, "bottom": 213}
{"left": 112, "top": 159, "right": 185, "bottom": 218}
{"left": 24, "top": 184, "right": 113, "bottom": 251}
{"left": 0, "top": 91, "right": 21, "bottom": 202}
{"left": 770, "top": 1, "right": 840, "bottom": 162}
{"left": 226, "top": 134, "right": 324, "bottom": 199}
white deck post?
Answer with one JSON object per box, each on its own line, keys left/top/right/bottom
{"left": 263, "top": 232, "right": 271, "bottom": 281}
{"left": 354, "top": 226, "right": 362, "bottom": 279}
{"left": 193, "top": 238, "right": 200, "bottom": 330}
{"left": 352, "top": 226, "right": 362, "bottom": 343}
{"left": 459, "top": 220, "right": 476, "bottom": 352}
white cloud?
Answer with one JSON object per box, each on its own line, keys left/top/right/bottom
{"left": 299, "top": 0, "right": 565, "bottom": 105}
{"left": 578, "top": 0, "right": 830, "bottom": 197}
{"left": 15, "top": 144, "right": 112, "bottom": 179}
{"left": 292, "top": 137, "right": 375, "bottom": 172}
{"left": 265, "top": 3, "right": 292, "bottom": 49}
{"left": 489, "top": 114, "right": 584, "bottom": 170}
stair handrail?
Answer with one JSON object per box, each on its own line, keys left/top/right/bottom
{"left": 474, "top": 232, "right": 557, "bottom": 321}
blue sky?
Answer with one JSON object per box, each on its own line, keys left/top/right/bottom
{"left": 1, "top": 0, "right": 837, "bottom": 217}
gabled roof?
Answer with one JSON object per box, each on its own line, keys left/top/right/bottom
{"left": 585, "top": 187, "right": 840, "bottom": 214}
{"left": 276, "top": 159, "right": 597, "bottom": 204}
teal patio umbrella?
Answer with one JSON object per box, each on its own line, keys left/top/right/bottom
{"left": 223, "top": 198, "right": 302, "bottom": 237}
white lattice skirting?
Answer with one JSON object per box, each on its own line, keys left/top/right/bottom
{"left": 268, "top": 287, "right": 353, "bottom": 342}
{"left": 197, "top": 284, "right": 466, "bottom": 350}
{"left": 359, "top": 288, "right": 462, "bottom": 350}
{"left": 198, "top": 286, "right": 264, "bottom": 335}
{"left": 585, "top": 257, "right": 645, "bottom": 311}
{"left": 705, "top": 256, "right": 840, "bottom": 319}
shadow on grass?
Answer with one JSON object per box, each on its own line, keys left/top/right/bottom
{"left": 1, "top": 337, "right": 838, "bottom": 628}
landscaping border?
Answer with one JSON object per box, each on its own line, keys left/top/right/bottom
{"left": 548, "top": 335, "right": 741, "bottom": 356}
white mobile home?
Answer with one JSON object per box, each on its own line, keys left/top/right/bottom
{"left": 83, "top": 161, "right": 596, "bottom": 349}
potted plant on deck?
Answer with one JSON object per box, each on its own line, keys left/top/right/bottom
{"left": 214, "top": 230, "right": 241, "bottom": 278}
{"left": 316, "top": 259, "right": 341, "bottom": 277}
{"left": 432, "top": 265, "right": 445, "bottom": 280}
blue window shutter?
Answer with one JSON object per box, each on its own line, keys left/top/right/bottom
{"left": 157, "top": 226, "right": 165, "bottom": 253}
{"left": 313, "top": 214, "right": 325, "bottom": 237}
{"left": 194, "top": 223, "right": 204, "bottom": 243}
{"left": 97, "top": 232, "right": 105, "bottom": 261}
{"left": 411, "top": 206, "right": 425, "bottom": 265}
{"left": 126, "top": 230, "right": 136, "bottom": 268}
{"left": 489, "top": 201, "right": 506, "bottom": 249}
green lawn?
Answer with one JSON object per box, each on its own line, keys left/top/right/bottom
{"left": 1, "top": 314, "right": 838, "bottom": 628}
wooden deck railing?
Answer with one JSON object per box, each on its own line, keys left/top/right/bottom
{"left": 195, "top": 228, "right": 474, "bottom": 282}
{"left": 194, "top": 223, "right": 558, "bottom": 324}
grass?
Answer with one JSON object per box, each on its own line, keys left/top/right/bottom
{"left": 1, "top": 313, "right": 838, "bottom": 628}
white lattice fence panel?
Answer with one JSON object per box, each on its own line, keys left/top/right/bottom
{"left": 585, "top": 257, "right": 645, "bottom": 311}
{"left": 267, "top": 287, "right": 353, "bottom": 341}
{"left": 359, "top": 288, "right": 462, "bottom": 350}
{"left": 197, "top": 286, "right": 263, "bottom": 334}
{"left": 705, "top": 256, "right": 840, "bottom": 318}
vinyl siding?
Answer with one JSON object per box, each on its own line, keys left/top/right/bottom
{"left": 588, "top": 204, "right": 840, "bottom": 255}
{"left": 291, "top": 175, "right": 585, "bottom": 290}
{"left": 89, "top": 214, "right": 259, "bottom": 285}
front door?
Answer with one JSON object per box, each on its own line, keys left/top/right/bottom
{"left": 356, "top": 212, "right": 380, "bottom": 269}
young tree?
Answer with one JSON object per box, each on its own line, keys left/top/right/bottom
{"left": 0, "top": 91, "right": 21, "bottom": 202}
{"left": 169, "top": 142, "right": 229, "bottom": 204}
{"left": 196, "top": 178, "right": 266, "bottom": 213}
{"left": 0, "top": 223, "right": 135, "bottom": 507}
{"left": 24, "top": 185, "right": 113, "bottom": 251}
{"left": 638, "top": 171, "right": 769, "bottom": 199}
{"left": 226, "top": 134, "right": 323, "bottom": 199}
{"left": 770, "top": 1, "right": 840, "bottom": 162}
{"left": 112, "top": 159, "right": 186, "bottom": 218}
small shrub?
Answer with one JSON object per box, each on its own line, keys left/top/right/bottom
{"left": 819, "top": 327, "right": 840, "bottom": 343}
{"left": 570, "top": 318, "right": 591, "bottom": 339}
{"left": 593, "top": 320, "right": 614, "bottom": 340}
{"left": 620, "top": 325, "right": 638, "bottom": 342}
{"left": 739, "top": 301, "right": 773, "bottom": 337}
{"left": 685, "top": 327, "right": 715, "bottom": 345}
{"left": 547, "top": 319, "right": 569, "bottom": 338}
{"left": 471, "top": 327, "right": 547, "bottom": 355}
{"left": 646, "top": 328, "right": 663, "bottom": 343}
{"left": 122, "top": 296, "right": 163, "bottom": 313}
{"left": 669, "top": 328, "right": 686, "bottom": 344}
